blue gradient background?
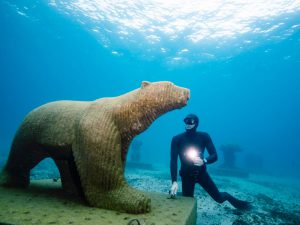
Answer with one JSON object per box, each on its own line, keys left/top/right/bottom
{"left": 1, "top": 0, "right": 299, "bottom": 179}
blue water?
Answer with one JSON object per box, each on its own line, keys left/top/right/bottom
{"left": 1, "top": 0, "right": 300, "bottom": 182}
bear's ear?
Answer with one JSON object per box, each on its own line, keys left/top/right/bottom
{"left": 141, "top": 81, "right": 151, "bottom": 88}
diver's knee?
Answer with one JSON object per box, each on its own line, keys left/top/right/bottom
{"left": 211, "top": 194, "right": 224, "bottom": 203}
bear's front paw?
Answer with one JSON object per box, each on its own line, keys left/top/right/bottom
{"left": 111, "top": 185, "right": 151, "bottom": 214}
{"left": 135, "top": 193, "right": 151, "bottom": 213}
{"left": 85, "top": 184, "right": 151, "bottom": 214}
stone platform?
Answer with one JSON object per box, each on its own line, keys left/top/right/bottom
{"left": 0, "top": 180, "right": 196, "bottom": 225}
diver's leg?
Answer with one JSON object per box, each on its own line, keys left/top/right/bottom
{"left": 197, "top": 169, "right": 224, "bottom": 202}
{"left": 181, "top": 175, "right": 196, "bottom": 197}
{"left": 218, "top": 192, "right": 251, "bottom": 210}
{"left": 198, "top": 168, "right": 250, "bottom": 210}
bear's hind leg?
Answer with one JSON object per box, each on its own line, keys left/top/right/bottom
{"left": 1, "top": 141, "right": 47, "bottom": 188}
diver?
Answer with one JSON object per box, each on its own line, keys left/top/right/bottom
{"left": 169, "top": 114, "right": 251, "bottom": 210}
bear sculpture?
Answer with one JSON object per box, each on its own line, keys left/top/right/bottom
{"left": 0, "top": 81, "right": 190, "bottom": 213}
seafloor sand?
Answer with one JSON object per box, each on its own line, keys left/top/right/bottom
{"left": 125, "top": 166, "right": 300, "bottom": 225}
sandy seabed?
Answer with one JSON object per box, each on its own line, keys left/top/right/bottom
{"left": 125, "top": 166, "right": 300, "bottom": 225}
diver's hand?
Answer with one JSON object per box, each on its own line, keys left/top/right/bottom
{"left": 169, "top": 181, "right": 178, "bottom": 198}
{"left": 193, "top": 157, "right": 204, "bottom": 166}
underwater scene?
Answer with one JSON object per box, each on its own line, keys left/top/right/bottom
{"left": 0, "top": 0, "right": 300, "bottom": 224}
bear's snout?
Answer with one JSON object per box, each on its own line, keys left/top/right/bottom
{"left": 186, "top": 89, "right": 190, "bottom": 101}
{"left": 182, "top": 88, "right": 190, "bottom": 105}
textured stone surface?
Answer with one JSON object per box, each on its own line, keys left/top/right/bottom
{"left": 0, "top": 81, "right": 190, "bottom": 213}
{"left": 0, "top": 179, "right": 197, "bottom": 225}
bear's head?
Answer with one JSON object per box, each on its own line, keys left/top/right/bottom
{"left": 138, "top": 81, "right": 190, "bottom": 113}
{"left": 113, "top": 81, "right": 190, "bottom": 139}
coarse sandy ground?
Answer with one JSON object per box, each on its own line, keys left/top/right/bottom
{"left": 124, "top": 165, "right": 300, "bottom": 225}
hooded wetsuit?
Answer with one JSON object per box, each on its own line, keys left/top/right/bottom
{"left": 170, "top": 114, "right": 250, "bottom": 210}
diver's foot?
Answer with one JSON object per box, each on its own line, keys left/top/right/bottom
{"left": 235, "top": 200, "right": 252, "bottom": 210}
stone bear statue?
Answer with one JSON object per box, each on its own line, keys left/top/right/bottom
{"left": 0, "top": 81, "right": 190, "bottom": 213}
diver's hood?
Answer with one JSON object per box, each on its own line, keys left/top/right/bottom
{"left": 184, "top": 114, "right": 199, "bottom": 132}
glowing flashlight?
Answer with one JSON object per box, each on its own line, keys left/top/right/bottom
{"left": 185, "top": 147, "right": 199, "bottom": 160}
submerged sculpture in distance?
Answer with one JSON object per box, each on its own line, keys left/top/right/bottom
{"left": 0, "top": 81, "right": 190, "bottom": 213}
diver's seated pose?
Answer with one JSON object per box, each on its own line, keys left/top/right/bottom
{"left": 169, "top": 114, "right": 251, "bottom": 210}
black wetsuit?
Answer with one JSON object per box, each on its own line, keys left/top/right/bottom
{"left": 170, "top": 116, "right": 250, "bottom": 210}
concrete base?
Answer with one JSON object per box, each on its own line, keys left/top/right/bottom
{"left": 0, "top": 180, "right": 196, "bottom": 225}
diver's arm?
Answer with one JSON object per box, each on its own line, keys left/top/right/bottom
{"left": 170, "top": 136, "right": 179, "bottom": 183}
{"left": 204, "top": 133, "right": 218, "bottom": 164}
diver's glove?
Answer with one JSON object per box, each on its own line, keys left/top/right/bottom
{"left": 193, "top": 156, "right": 204, "bottom": 167}
{"left": 169, "top": 181, "right": 178, "bottom": 198}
